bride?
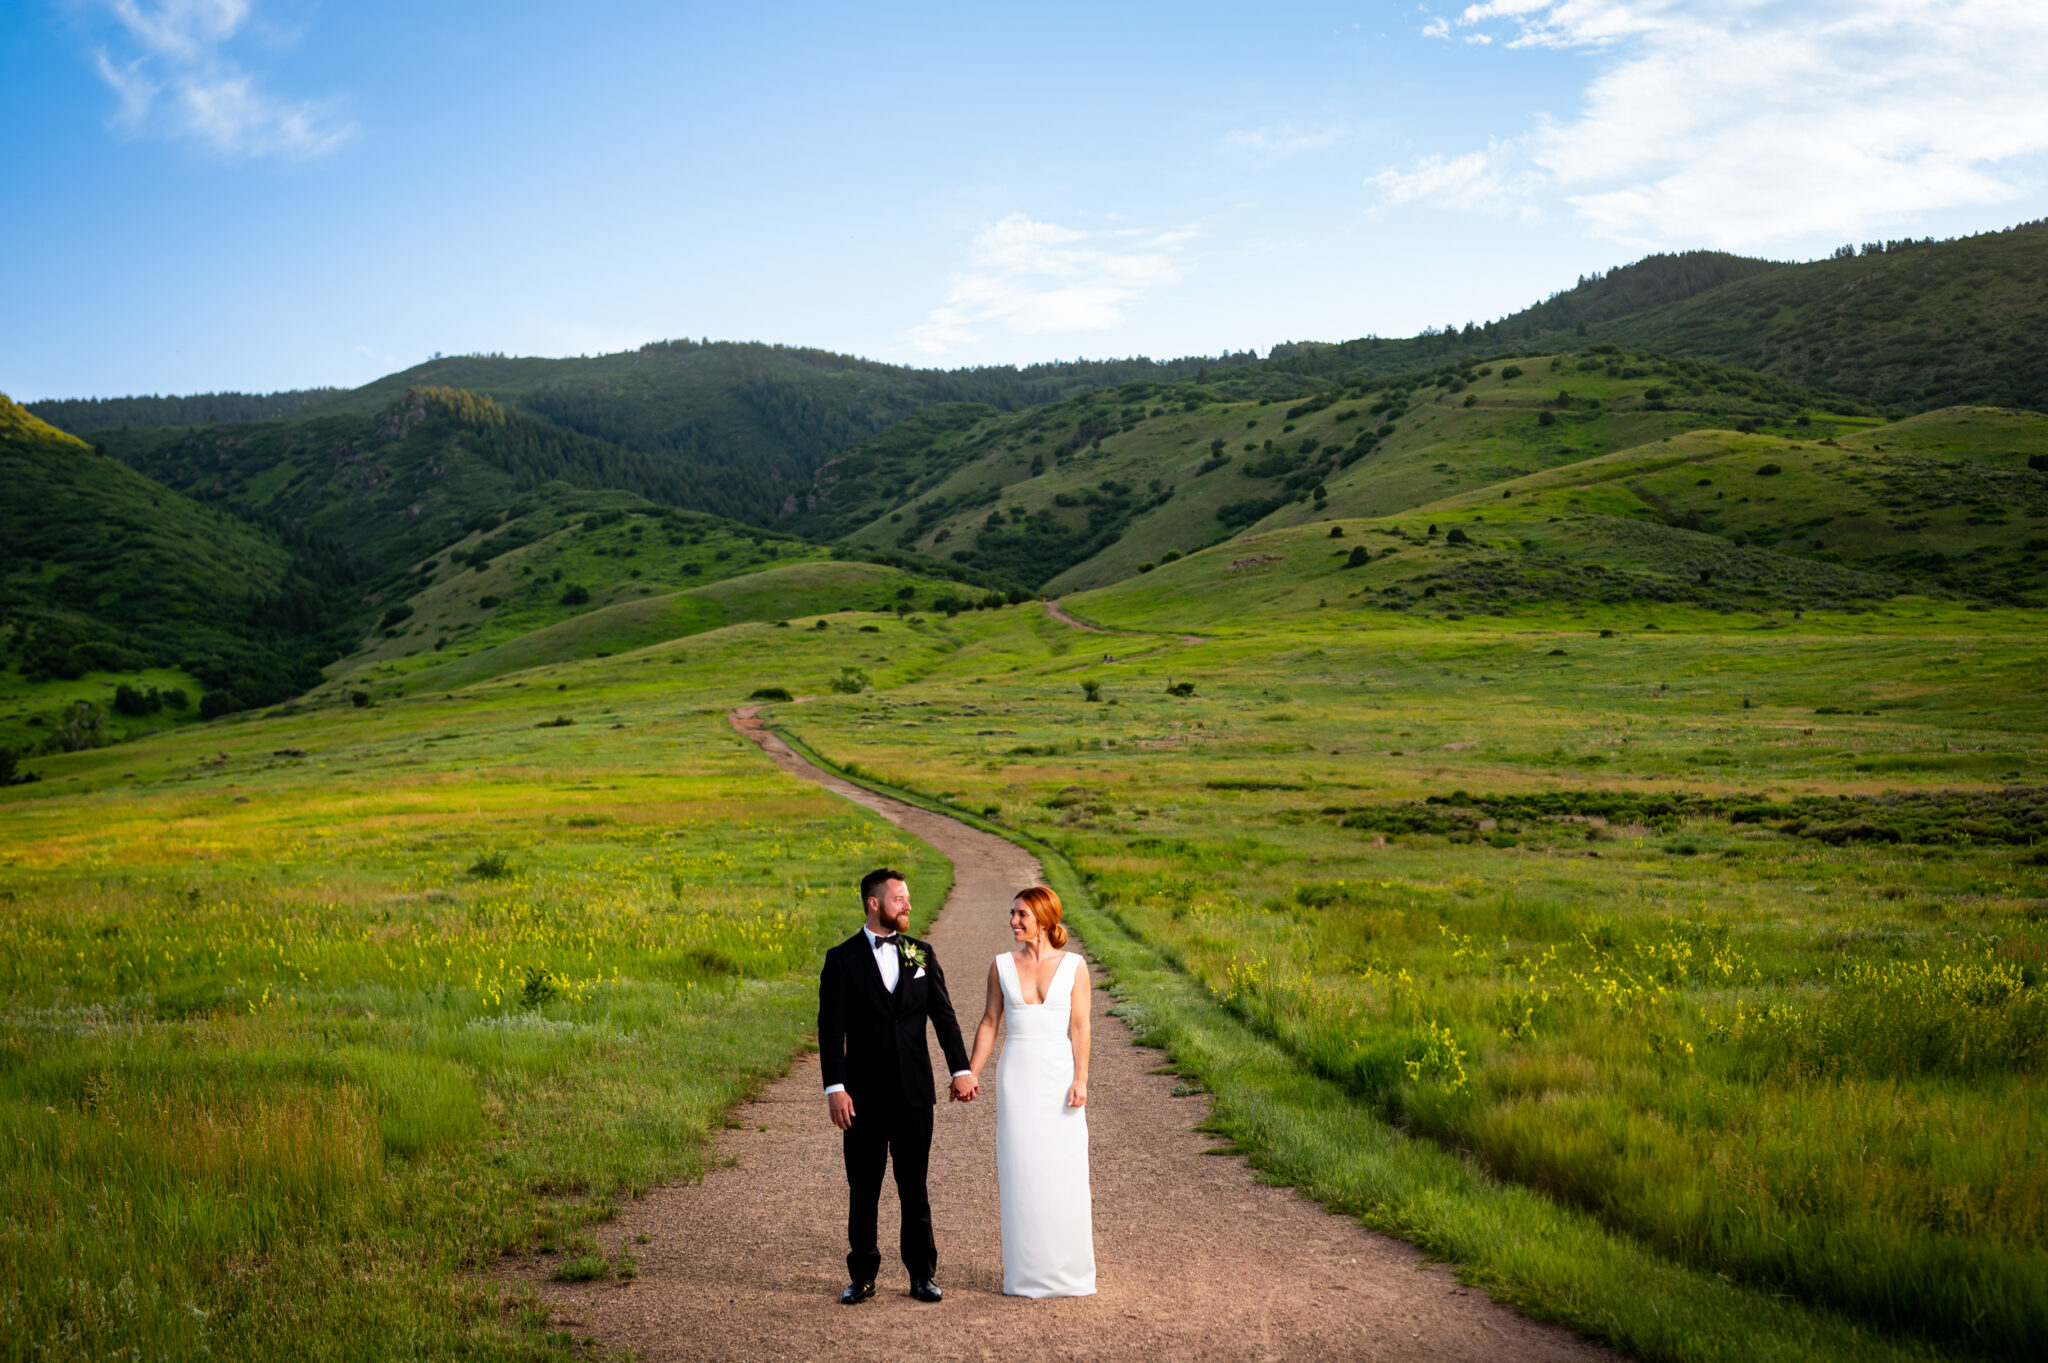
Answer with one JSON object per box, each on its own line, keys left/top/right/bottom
{"left": 967, "top": 885, "right": 1097, "bottom": 1297}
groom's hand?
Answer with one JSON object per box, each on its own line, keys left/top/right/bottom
{"left": 950, "top": 1074, "right": 978, "bottom": 1103}
{"left": 828, "top": 1091, "right": 855, "bottom": 1130}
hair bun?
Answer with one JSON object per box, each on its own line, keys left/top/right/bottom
{"left": 1049, "top": 922, "right": 1069, "bottom": 948}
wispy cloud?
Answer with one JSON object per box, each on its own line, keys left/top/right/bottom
{"left": 89, "top": 0, "right": 353, "bottom": 159}
{"left": 1219, "top": 120, "right": 1359, "bottom": 157}
{"left": 1379, "top": 1, "right": 2048, "bottom": 248}
{"left": 907, "top": 215, "right": 1193, "bottom": 356}
{"left": 1368, "top": 140, "right": 1544, "bottom": 221}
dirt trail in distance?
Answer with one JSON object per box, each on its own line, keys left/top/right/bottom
{"left": 1043, "top": 599, "right": 1109, "bottom": 632}
{"left": 507, "top": 708, "right": 1606, "bottom": 1361}
{"left": 1044, "top": 597, "right": 1206, "bottom": 646}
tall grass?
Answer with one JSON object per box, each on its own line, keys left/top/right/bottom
{"left": 778, "top": 609, "right": 2048, "bottom": 1359}
{"left": 0, "top": 702, "right": 948, "bottom": 1361}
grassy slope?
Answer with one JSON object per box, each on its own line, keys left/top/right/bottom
{"left": 8, "top": 516, "right": 2043, "bottom": 1358}
{"left": 1581, "top": 223, "right": 2048, "bottom": 413}
{"left": 0, "top": 394, "right": 296, "bottom": 748}
{"left": 775, "top": 595, "right": 2048, "bottom": 1359}
{"left": 78, "top": 345, "right": 1228, "bottom": 531}
{"left": 819, "top": 356, "right": 2040, "bottom": 602}
{"left": 89, "top": 390, "right": 701, "bottom": 579}
{"left": 0, "top": 612, "right": 976, "bottom": 1361}
{"left": 323, "top": 501, "right": 956, "bottom": 696}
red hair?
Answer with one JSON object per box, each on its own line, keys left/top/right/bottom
{"left": 1014, "top": 885, "right": 1068, "bottom": 949}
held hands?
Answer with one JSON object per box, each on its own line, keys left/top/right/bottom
{"left": 950, "top": 1073, "right": 980, "bottom": 1103}
{"left": 827, "top": 1090, "right": 856, "bottom": 1131}
{"left": 1066, "top": 1080, "right": 1087, "bottom": 1108}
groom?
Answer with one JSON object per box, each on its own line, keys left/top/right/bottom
{"left": 818, "top": 867, "right": 976, "bottom": 1304}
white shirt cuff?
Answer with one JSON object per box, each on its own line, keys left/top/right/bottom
{"left": 824, "top": 1083, "right": 845, "bottom": 1095}
{"left": 951, "top": 1070, "right": 973, "bottom": 1079}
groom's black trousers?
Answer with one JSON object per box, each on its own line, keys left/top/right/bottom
{"left": 842, "top": 1088, "right": 936, "bottom": 1283}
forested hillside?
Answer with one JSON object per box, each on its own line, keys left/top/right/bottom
{"left": 78, "top": 340, "right": 1248, "bottom": 527}
{"left": 809, "top": 347, "right": 1874, "bottom": 591}
{"left": 100, "top": 386, "right": 772, "bottom": 576}
{"left": 29, "top": 387, "right": 343, "bottom": 431}
{"left": 1249, "top": 222, "right": 2048, "bottom": 416}
{"left": 1586, "top": 220, "right": 2048, "bottom": 412}
{"left": 0, "top": 393, "right": 349, "bottom": 718}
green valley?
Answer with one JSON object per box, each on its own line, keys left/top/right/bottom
{"left": 5, "top": 217, "right": 2048, "bottom": 1363}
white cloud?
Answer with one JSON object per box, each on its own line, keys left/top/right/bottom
{"left": 906, "top": 215, "right": 1193, "bottom": 356}
{"left": 90, "top": 0, "right": 353, "bottom": 159}
{"left": 1220, "top": 120, "right": 1357, "bottom": 157}
{"left": 1375, "top": 1, "right": 2048, "bottom": 248}
{"left": 1421, "top": 17, "right": 1451, "bottom": 39}
{"left": 1367, "top": 141, "right": 1544, "bottom": 221}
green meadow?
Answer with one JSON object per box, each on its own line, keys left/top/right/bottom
{"left": 0, "top": 625, "right": 953, "bottom": 1361}
{"left": 6, "top": 547, "right": 2045, "bottom": 1359}
{"left": 764, "top": 593, "right": 2048, "bottom": 1359}
{"left": 8, "top": 264, "right": 2048, "bottom": 1361}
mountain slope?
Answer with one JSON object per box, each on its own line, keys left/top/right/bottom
{"left": 74, "top": 342, "right": 1243, "bottom": 530}
{"left": 1068, "top": 403, "right": 2048, "bottom": 631}
{"left": 1528, "top": 221, "right": 2048, "bottom": 413}
{"left": 27, "top": 388, "right": 342, "bottom": 431}
{"left": 811, "top": 352, "right": 1862, "bottom": 592}
{"left": 95, "top": 387, "right": 747, "bottom": 579}
{"left": 0, "top": 392, "right": 333, "bottom": 722}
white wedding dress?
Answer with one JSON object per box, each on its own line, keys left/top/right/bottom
{"left": 994, "top": 951, "right": 1097, "bottom": 1297}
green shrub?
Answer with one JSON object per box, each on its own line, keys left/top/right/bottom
{"left": 748, "top": 687, "right": 793, "bottom": 702}
{"left": 1756, "top": 463, "right": 1784, "bottom": 477}
{"left": 827, "top": 668, "right": 870, "bottom": 694}
{"left": 466, "top": 852, "right": 513, "bottom": 879}
{"left": 558, "top": 584, "right": 591, "bottom": 606}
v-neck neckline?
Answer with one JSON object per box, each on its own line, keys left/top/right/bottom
{"left": 1007, "top": 949, "right": 1069, "bottom": 1007}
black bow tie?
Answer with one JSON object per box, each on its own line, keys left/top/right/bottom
{"left": 873, "top": 934, "right": 900, "bottom": 948}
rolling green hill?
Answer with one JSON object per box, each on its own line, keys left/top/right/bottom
{"left": 1507, "top": 221, "right": 2048, "bottom": 413}
{"left": 93, "top": 387, "right": 768, "bottom": 579}
{"left": 1067, "top": 403, "right": 2048, "bottom": 630}
{"left": 0, "top": 393, "right": 340, "bottom": 750}
{"left": 26, "top": 387, "right": 343, "bottom": 432}
{"left": 811, "top": 351, "right": 1872, "bottom": 592}
{"left": 325, "top": 503, "right": 967, "bottom": 696}
{"left": 74, "top": 343, "right": 1243, "bottom": 529}
{"left": 1239, "top": 220, "right": 2048, "bottom": 416}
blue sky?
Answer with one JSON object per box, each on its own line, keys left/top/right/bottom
{"left": 7, "top": 1, "right": 2047, "bottom": 400}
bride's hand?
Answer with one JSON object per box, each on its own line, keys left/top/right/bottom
{"left": 1066, "top": 1080, "right": 1087, "bottom": 1108}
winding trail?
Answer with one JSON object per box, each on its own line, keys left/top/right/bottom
{"left": 1043, "top": 599, "right": 1110, "bottom": 633}
{"left": 510, "top": 708, "right": 1606, "bottom": 1361}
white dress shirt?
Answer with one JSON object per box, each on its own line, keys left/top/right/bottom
{"left": 824, "top": 927, "right": 972, "bottom": 1096}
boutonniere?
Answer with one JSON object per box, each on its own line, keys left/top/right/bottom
{"left": 897, "top": 940, "right": 929, "bottom": 970}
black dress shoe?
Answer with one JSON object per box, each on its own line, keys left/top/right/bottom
{"left": 909, "top": 1278, "right": 943, "bottom": 1303}
{"left": 840, "top": 1280, "right": 876, "bottom": 1305}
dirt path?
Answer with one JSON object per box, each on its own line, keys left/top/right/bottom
{"left": 1044, "top": 597, "right": 1206, "bottom": 646}
{"left": 509, "top": 709, "right": 1606, "bottom": 1361}
{"left": 1042, "top": 599, "right": 1109, "bottom": 633}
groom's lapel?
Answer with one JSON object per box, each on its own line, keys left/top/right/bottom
{"left": 853, "top": 932, "right": 893, "bottom": 1010}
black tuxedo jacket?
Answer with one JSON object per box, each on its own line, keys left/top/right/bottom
{"left": 818, "top": 930, "right": 970, "bottom": 1108}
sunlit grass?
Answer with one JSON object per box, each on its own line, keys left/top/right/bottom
{"left": 781, "top": 602, "right": 2048, "bottom": 1357}
{"left": 0, "top": 655, "right": 948, "bottom": 1361}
